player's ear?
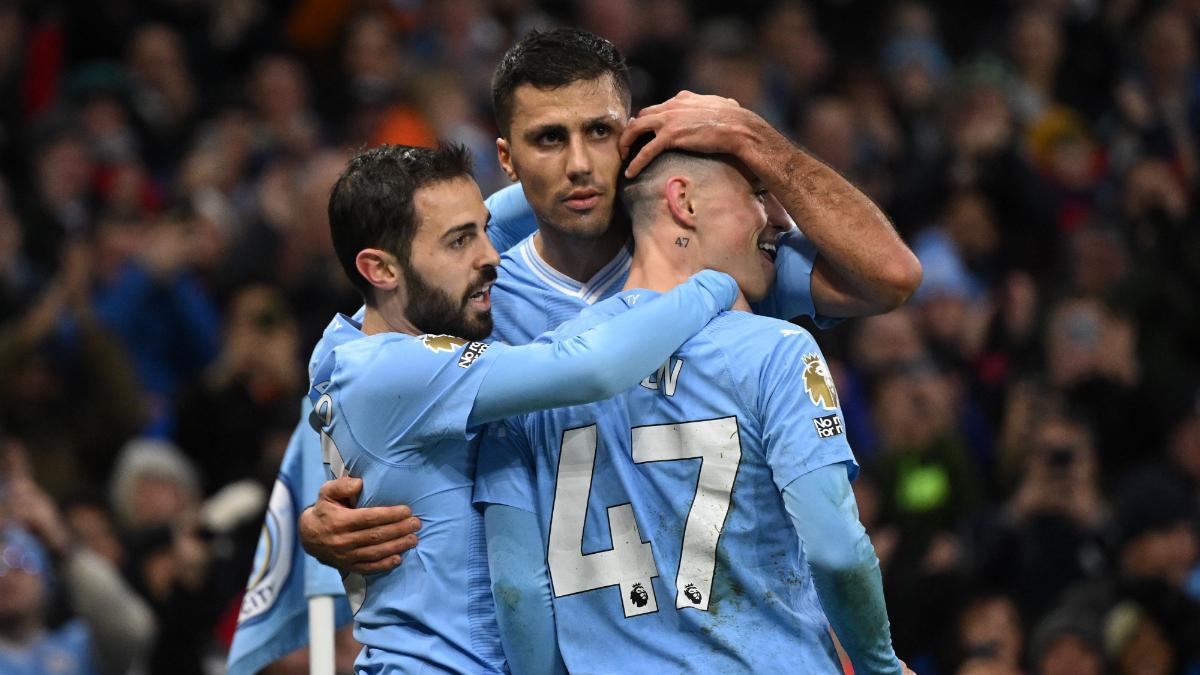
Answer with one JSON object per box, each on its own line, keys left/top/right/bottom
{"left": 665, "top": 176, "right": 697, "bottom": 229}
{"left": 496, "top": 138, "right": 518, "bottom": 182}
{"left": 355, "top": 248, "right": 401, "bottom": 295}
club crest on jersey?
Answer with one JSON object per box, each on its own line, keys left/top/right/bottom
{"left": 683, "top": 583, "right": 703, "bottom": 605}
{"left": 630, "top": 582, "right": 650, "bottom": 608}
{"left": 802, "top": 354, "right": 839, "bottom": 410}
{"left": 421, "top": 334, "right": 468, "bottom": 353}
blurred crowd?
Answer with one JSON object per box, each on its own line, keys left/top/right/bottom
{"left": 0, "top": 0, "right": 1196, "bottom": 674}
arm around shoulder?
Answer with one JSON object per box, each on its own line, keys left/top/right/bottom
{"left": 468, "top": 270, "right": 738, "bottom": 426}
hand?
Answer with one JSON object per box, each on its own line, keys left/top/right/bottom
{"left": 620, "top": 91, "right": 764, "bottom": 178}
{"left": 2, "top": 443, "right": 71, "bottom": 556}
{"left": 298, "top": 475, "right": 421, "bottom": 574}
{"left": 902, "top": 659, "right": 920, "bottom": 675}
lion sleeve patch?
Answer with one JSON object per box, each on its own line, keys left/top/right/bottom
{"left": 801, "top": 354, "right": 839, "bottom": 410}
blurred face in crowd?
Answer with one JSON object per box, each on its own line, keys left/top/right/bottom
{"left": 852, "top": 309, "right": 924, "bottom": 373}
{"left": 1029, "top": 417, "right": 1096, "bottom": 487}
{"left": 1122, "top": 522, "right": 1198, "bottom": 589}
{"left": 1037, "top": 634, "right": 1104, "bottom": 675}
{"left": 400, "top": 176, "right": 499, "bottom": 341}
{"left": 799, "top": 97, "right": 857, "bottom": 174}
{"left": 128, "top": 474, "right": 197, "bottom": 532}
{"left": 496, "top": 76, "right": 627, "bottom": 240}
{"left": 1113, "top": 611, "right": 1175, "bottom": 675}
{"left": 959, "top": 595, "right": 1023, "bottom": 669}
{"left": 1009, "top": 7, "right": 1062, "bottom": 77}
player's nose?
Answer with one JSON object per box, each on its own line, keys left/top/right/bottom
{"left": 565, "top": 137, "right": 593, "bottom": 179}
{"left": 764, "top": 193, "right": 792, "bottom": 234}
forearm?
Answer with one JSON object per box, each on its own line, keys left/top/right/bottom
{"left": 484, "top": 505, "right": 566, "bottom": 675}
{"left": 783, "top": 466, "right": 901, "bottom": 674}
{"left": 469, "top": 270, "right": 736, "bottom": 425}
{"left": 742, "top": 123, "right": 920, "bottom": 315}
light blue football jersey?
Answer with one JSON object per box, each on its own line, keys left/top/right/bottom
{"left": 474, "top": 290, "right": 859, "bottom": 674}
{"left": 309, "top": 317, "right": 511, "bottom": 674}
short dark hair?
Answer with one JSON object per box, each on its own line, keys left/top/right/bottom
{"left": 491, "top": 28, "right": 631, "bottom": 137}
{"left": 328, "top": 143, "right": 473, "bottom": 303}
{"left": 618, "top": 132, "right": 716, "bottom": 224}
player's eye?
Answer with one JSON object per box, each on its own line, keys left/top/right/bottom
{"left": 450, "top": 233, "right": 472, "bottom": 249}
{"left": 589, "top": 123, "right": 612, "bottom": 139}
{"left": 537, "top": 130, "right": 565, "bottom": 146}
{"left": 754, "top": 188, "right": 768, "bottom": 203}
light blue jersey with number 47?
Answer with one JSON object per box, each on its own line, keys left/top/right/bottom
{"left": 474, "top": 289, "right": 859, "bottom": 674}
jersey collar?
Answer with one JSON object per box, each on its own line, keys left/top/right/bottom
{"left": 518, "top": 235, "right": 633, "bottom": 304}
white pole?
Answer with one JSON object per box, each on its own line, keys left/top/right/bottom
{"left": 308, "top": 595, "right": 336, "bottom": 675}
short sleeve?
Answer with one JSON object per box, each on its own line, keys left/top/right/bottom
{"left": 752, "top": 229, "right": 840, "bottom": 329}
{"left": 331, "top": 336, "right": 509, "bottom": 461}
{"left": 756, "top": 329, "right": 858, "bottom": 492}
{"left": 473, "top": 415, "right": 538, "bottom": 514}
{"left": 484, "top": 183, "right": 538, "bottom": 254}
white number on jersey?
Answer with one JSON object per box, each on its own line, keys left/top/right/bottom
{"left": 546, "top": 417, "right": 742, "bottom": 617}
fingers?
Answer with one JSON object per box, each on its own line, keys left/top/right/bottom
{"left": 341, "top": 533, "right": 418, "bottom": 567}
{"left": 618, "top": 115, "right": 657, "bottom": 160}
{"left": 318, "top": 475, "right": 363, "bottom": 504}
{"left": 635, "top": 91, "right": 739, "bottom": 118}
{"left": 622, "top": 119, "right": 672, "bottom": 178}
{"left": 323, "top": 502, "right": 415, "bottom": 532}
{"left": 348, "top": 555, "right": 405, "bottom": 574}
{"left": 325, "top": 516, "right": 421, "bottom": 574}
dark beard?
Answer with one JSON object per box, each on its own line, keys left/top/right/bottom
{"left": 402, "top": 264, "right": 496, "bottom": 341}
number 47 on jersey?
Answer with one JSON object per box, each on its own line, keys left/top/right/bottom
{"left": 547, "top": 417, "right": 742, "bottom": 617}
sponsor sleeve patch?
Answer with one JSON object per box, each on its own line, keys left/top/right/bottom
{"left": 458, "top": 341, "right": 489, "bottom": 368}
{"left": 812, "top": 413, "right": 845, "bottom": 439}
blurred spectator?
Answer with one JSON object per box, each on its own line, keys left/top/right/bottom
{"left": 0, "top": 440, "right": 155, "bottom": 674}
{"left": 1028, "top": 610, "right": 1105, "bottom": 675}
{"left": 760, "top": 1, "right": 829, "bottom": 120}
{"left": 974, "top": 414, "right": 1109, "bottom": 624}
{"left": 1049, "top": 469, "right": 1200, "bottom": 674}
{"left": 1043, "top": 297, "right": 1153, "bottom": 479}
{"left": 247, "top": 54, "right": 321, "bottom": 159}
{"left": 19, "top": 123, "right": 95, "bottom": 279}
{"left": 110, "top": 438, "right": 262, "bottom": 675}
{"left": 175, "top": 284, "right": 303, "bottom": 495}
{"left": 1007, "top": 6, "right": 1065, "bottom": 126}
{"left": 685, "top": 16, "right": 783, "bottom": 128}
{"left": 1114, "top": 6, "right": 1200, "bottom": 182}
{"left": 91, "top": 207, "right": 222, "bottom": 437}
{"left": 126, "top": 23, "right": 198, "bottom": 170}
{"left": 0, "top": 239, "right": 143, "bottom": 494}
{"left": 954, "top": 592, "right": 1024, "bottom": 675}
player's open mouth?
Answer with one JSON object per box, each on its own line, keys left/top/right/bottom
{"left": 757, "top": 240, "right": 777, "bottom": 264}
{"left": 467, "top": 283, "right": 493, "bottom": 310}
{"left": 563, "top": 189, "right": 601, "bottom": 212}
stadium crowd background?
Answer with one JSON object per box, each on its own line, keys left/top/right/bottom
{"left": 0, "top": 0, "right": 1197, "bottom": 673}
